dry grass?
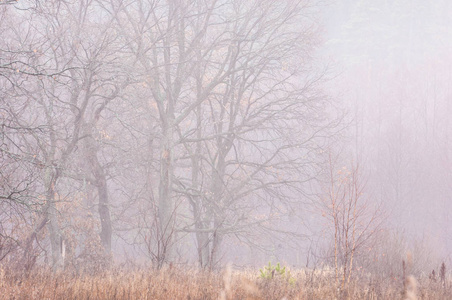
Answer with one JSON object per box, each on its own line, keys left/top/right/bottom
{"left": 0, "top": 266, "right": 451, "bottom": 299}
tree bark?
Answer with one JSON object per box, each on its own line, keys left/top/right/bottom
{"left": 44, "top": 167, "right": 64, "bottom": 271}
{"left": 83, "top": 123, "right": 112, "bottom": 253}
{"left": 157, "top": 120, "right": 175, "bottom": 265}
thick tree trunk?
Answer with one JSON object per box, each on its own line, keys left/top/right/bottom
{"left": 198, "top": 231, "right": 211, "bottom": 267}
{"left": 48, "top": 202, "right": 63, "bottom": 270}
{"left": 95, "top": 163, "right": 112, "bottom": 253}
{"left": 83, "top": 124, "right": 112, "bottom": 253}
{"left": 193, "top": 204, "right": 211, "bottom": 268}
{"left": 157, "top": 122, "right": 175, "bottom": 266}
{"left": 209, "top": 222, "right": 223, "bottom": 270}
{"left": 44, "top": 167, "right": 64, "bottom": 271}
{"left": 208, "top": 152, "right": 226, "bottom": 269}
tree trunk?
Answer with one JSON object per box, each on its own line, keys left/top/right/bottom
{"left": 83, "top": 124, "right": 112, "bottom": 253}
{"left": 44, "top": 167, "right": 63, "bottom": 271}
{"left": 95, "top": 162, "right": 112, "bottom": 253}
{"left": 208, "top": 151, "right": 226, "bottom": 269}
{"left": 157, "top": 121, "right": 175, "bottom": 265}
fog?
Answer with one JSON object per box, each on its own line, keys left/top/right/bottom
{"left": 1, "top": 0, "right": 451, "bottom": 276}
{"left": 323, "top": 0, "right": 452, "bottom": 264}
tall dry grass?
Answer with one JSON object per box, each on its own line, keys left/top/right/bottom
{"left": 0, "top": 266, "right": 451, "bottom": 299}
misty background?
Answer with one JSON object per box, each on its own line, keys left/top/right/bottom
{"left": 1, "top": 0, "right": 452, "bottom": 276}
{"left": 324, "top": 0, "right": 452, "bottom": 263}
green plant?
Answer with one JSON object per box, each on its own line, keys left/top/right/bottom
{"left": 259, "top": 262, "right": 295, "bottom": 284}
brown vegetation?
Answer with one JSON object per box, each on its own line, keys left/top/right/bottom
{"left": 0, "top": 266, "right": 451, "bottom": 300}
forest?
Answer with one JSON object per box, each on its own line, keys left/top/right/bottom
{"left": 1, "top": 0, "right": 452, "bottom": 299}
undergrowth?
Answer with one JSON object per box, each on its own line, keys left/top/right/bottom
{"left": 0, "top": 266, "right": 450, "bottom": 299}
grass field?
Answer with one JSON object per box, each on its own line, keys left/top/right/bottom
{"left": 0, "top": 266, "right": 451, "bottom": 299}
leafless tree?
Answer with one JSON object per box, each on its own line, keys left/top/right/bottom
{"left": 1, "top": 0, "right": 342, "bottom": 271}
{"left": 0, "top": 0, "right": 127, "bottom": 269}
{"left": 100, "top": 0, "right": 339, "bottom": 268}
{"left": 319, "top": 152, "right": 384, "bottom": 290}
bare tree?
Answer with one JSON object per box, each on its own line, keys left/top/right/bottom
{"left": 1, "top": 0, "right": 341, "bottom": 270}
{"left": 100, "top": 0, "right": 239, "bottom": 265}
{"left": 0, "top": 0, "right": 126, "bottom": 269}
{"left": 175, "top": 0, "right": 339, "bottom": 268}
{"left": 100, "top": 0, "right": 339, "bottom": 268}
{"left": 319, "top": 152, "right": 384, "bottom": 291}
